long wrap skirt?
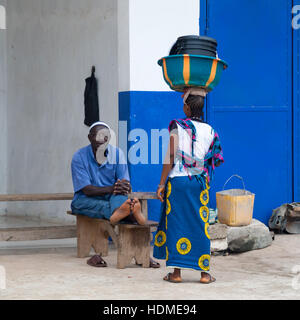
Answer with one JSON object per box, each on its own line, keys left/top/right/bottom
{"left": 153, "top": 175, "right": 211, "bottom": 271}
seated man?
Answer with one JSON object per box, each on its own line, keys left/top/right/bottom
{"left": 71, "top": 121, "right": 145, "bottom": 225}
{"left": 71, "top": 121, "right": 160, "bottom": 268}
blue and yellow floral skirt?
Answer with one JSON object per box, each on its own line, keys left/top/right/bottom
{"left": 153, "top": 175, "right": 211, "bottom": 271}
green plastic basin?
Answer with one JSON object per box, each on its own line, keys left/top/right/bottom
{"left": 158, "top": 54, "right": 228, "bottom": 92}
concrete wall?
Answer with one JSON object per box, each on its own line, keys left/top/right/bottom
{"left": 0, "top": 3, "right": 5, "bottom": 30}
{"left": 117, "top": 0, "right": 129, "bottom": 93}
{"left": 0, "top": 0, "right": 7, "bottom": 215}
{"left": 6, "top": 0, "right": 118, "bottom": 223}
{"left": 2, "top": 0, "right": 199, "bottom": 223}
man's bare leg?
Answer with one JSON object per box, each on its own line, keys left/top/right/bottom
{"left": 110, "top": 199, "right": 131, "bottom": 225}
{"left": 131, "top": 198, "right": 146, "bottom": 225}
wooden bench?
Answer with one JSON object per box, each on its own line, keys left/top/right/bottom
{"left": 67, "top": 211, "right": 158, "bottom": 268}
{"left": 0, "top": 192, "right": 159, "bottom": 268}
{"left": 66, "top": 192, "right": 159, "bottom": 268}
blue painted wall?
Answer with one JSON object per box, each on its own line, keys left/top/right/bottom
{"left": 200, "top": 0, "right": 294, "bottom": 224}
{"left": 118, "top": 0, "right": 300, "bottom": 226}
{"left": 119, "top": 91, "right": 182, "bottom": 221}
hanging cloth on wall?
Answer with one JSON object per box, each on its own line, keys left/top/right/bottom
{"left": 84, "top": 66, "right": 100, "bottom": 127}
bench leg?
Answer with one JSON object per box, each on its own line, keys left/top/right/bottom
{"left": 76, "top": 215, "right": 109, "bottom": 258}
{"left": 91, "top": 221, "right": 109, "bottom": 257}
{"left": 117, "top": 225, "right": 150, "bottom": 269}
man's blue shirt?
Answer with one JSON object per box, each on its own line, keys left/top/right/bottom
{"left": 71, "top": 144, "right": 129, "bottom": 201}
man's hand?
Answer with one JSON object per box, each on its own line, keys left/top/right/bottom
{"left": 113, "top": 179, "right": 132, "bottom": 195}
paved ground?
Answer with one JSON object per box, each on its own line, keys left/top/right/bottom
{"left": 0, "top": 234, "right": 299, "bottom": 300}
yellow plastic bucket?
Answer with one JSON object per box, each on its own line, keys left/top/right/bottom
{"left": 216, "top": 175, "right": 255, "bottom": 227}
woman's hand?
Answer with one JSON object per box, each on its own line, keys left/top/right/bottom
{"left": 157, "top": 185, "right": 165, "bottom": 202}
{"left": 215, "top": 161, "right": 221, "bottom": 167}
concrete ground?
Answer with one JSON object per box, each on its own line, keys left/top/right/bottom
{"left": 0, "top": 234, "right": 299, "bottom": 300}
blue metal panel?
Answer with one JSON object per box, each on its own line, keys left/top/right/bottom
{"left": 293, "top": 0, "right": 300, "bottom": 201}
{"left": 119, "top": 91, "right": 182, "bottom": 221}
{"left": 201, "top": 0, "right": 293, "bottom": 224}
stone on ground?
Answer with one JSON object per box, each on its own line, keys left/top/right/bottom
{"left": 227, "top": 218, "right": 272, "bottom": 253}
{"left": 209, "top": 223, "right": 228, "bottom": 252}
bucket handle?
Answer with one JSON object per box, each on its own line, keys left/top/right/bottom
{"left": 223, "top": 174, "right": 246, "bottom": 194}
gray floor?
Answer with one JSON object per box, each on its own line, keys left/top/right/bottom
{"left": 0, "top": 233, "right": 299, "bottom": 300}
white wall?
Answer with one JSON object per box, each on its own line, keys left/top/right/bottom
{"left": 128, "top": 0, "right": 200, "bottom": 91}
{"left": 6, "top": 0, "right": 118, "bottom": 223}
{"left": 0, "top": 0, "right": 7, "bottom": 215}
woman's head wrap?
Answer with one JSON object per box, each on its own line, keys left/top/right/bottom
{"left": 183, "top": 87, "right": 208, "bottom": 105}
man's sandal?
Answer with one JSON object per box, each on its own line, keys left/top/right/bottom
{"left": 135, "top": 258, "right": 161, "bottom": 268}
{"left": 150, "top": 258, "right": 160, "bottom": 268}
{"left": 87, "top": 255, "right": 107, "bottom": 268}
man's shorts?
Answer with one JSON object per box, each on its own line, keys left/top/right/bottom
{"left": 71, "top": 194, "right": 128, "bottom": 220}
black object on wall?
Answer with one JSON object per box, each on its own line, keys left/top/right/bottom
{"left": 84, "top": 66, "right": 100, "bottom": 127}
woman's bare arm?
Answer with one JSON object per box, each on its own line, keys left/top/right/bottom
{"left": 157, "top": 132, "right": 178, "bottom": 202}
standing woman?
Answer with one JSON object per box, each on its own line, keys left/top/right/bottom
{"left": 153, "top": 89, "right": 224, "bottom": 283}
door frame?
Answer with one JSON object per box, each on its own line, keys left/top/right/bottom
{"left": 293, "top": 0, "right": 300, "bottom": 201}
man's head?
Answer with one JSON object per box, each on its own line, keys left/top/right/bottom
{"left": 88, "top": 122, "right": 111, "bottom": 163}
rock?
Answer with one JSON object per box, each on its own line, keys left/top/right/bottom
{"left": 209, "top": 223, "right": 227, "bottom": 240}
{"left": 227, "top": 219, "right": 272, "bottom": 253}
{"left": 209, "top": 223, "right": 228, "bottom": 252}
{"left": 211, "top": 238, "right": 228, "bottom": 252}
{"left": 286, "top": 219, "right": 300, "bottom": 234}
